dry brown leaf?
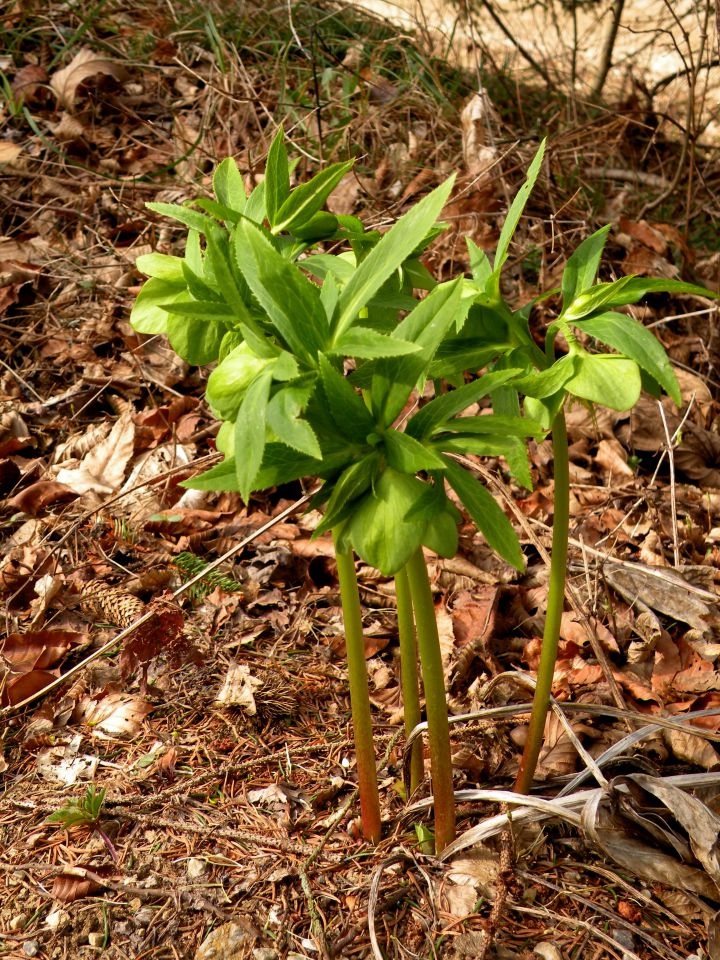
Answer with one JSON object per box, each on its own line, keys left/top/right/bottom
{"left": 0, "top": 143, "right": 23, "bottom": 165}
{"left": 535, "top": 713, "right": 579, "bottom": 779}
{"left": 215, "top": 662, "right": 261, "bottom": 715}
{"left": 7, "top": 480, "right": 78, "bottom": 516}
{"left": 594, "top": 438, "right": 634, "bottom": 478}
{"left": 55, "top": 411, "right": 135, "bottom": 496}
{"left": 663, "top": 727, "right": 720, "bottom": 769}
{"left": 50, "top": 48, "right": 129, "bottom": 110}
{"left": 51, "top": 865, "right": 115, "bottom": 903}
{"left": 460, "top": 92, "right": 500, "bottom": 181}
{"left": 77, "top": 691, "right": 153, "bottom": 738}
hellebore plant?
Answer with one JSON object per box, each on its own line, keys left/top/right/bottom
{"left": 131, "top": 129, "right": 535, "bottom": 851}
{"left": 431, "top": 143, "right": 716, "bottom": 795}
{"left": 131, "top": 127, "right": 714, "bottom": 853}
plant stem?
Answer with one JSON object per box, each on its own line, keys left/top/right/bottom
{"left": 515, "top": 410, "right": 569, "bottom": 794}
{"left": 405, "top": 547, "right": 455, "bottom": 853}
{"left": 395, "top": 566, "right": 423, "bottom": 795}
{"left": 333, "top": 532, "right": 382, "bottom": 843}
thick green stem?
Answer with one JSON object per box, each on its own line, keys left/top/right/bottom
{"left": 515, "top": 410, "right": 570, "bottom": 794}
{"left": 406, "top": 547, "right": 455, "bottom": 853}
{"left": 333, "top": 533, "right": 382, "bottom": 843}
{"left": 395, "top": 566, "right": 424, "bottom": 795}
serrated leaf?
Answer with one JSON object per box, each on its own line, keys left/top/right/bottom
{"left": 384, "top": 429, "right": 447, "bottom": 472}
{"left": 244, "top": 179, "right": 266, "bottom": 224}
{"left": 264, "top": 128, "right": 290, "bottom": 227}
{"left": 213, "top": 156, "right": 247, "bottom": 213}
{"left": 372, "top": 279, "right": 467, "bottom": 426}
{"left": 146, "top": 201, "right": 217, "bottom": 235}
{"left": 573, "top": 311, "right": 680, "bottom": 404}
{"left": 492, "top": 140, "right": 545, "bottom": 281}
{"left": 512, "top": 353, "right": 578, "bottom": 399}
{"left": 315, "top": 452, "right": 381, "bottom": 535}
{"left": 467, "top": 237, "right": 493, "bottom": 287}
{"left": 318, "top": 354, "right": 375, "bottom": 439}
{"left": 234, "top": 219, "right": 327, "bottom": 362}
{"left": 442, "top": 458, "right": 524, "bottom": 570}
{"left": 333, "top": 176, "right": 455, "bottom": 339}
{"left": 561, "top": 224, "right": 612, "bottom": 309}
{"left": 234, "top": 370, "right": 273, "bottom": 501}
{"left": 267, "top": 381, "right": 322, "bottom": 459}
{"left": 436, "top": 414, "right": 545, "bottom": 439}
{"left": 328, "top": 327, "right": 420, "bottom": 359}
{"left": 272, "top": 159, "right": 354, "bottom": 233}
{"left": 406, "top": 368, "right": 521, "bottom": 440}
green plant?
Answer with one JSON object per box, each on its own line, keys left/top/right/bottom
{"left": 131, "top": 128, "right": 533, "bottom": 852}
{"left": 131, "top": 126, "right": 714, "bottom": 852}
{"left": 46, "top": 784, "right": 117, "bottom": 860}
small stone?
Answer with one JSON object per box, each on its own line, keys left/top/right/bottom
{"left": 46, "top": 909, "right": 70, "bottom": 932}
{"left": 187, "top": 857, "right": 207, "bottom": 879}
{"left": 195, "top": 921, "right": 258, "bottom": 960}
{"left": 135, "top": 907, "right": 155, "bottom": 926}
{"left": 8, "top": 914, "right": 27, "bottom": 932}
{"left": 252, "top": 950, "right": 277, "bottom": 960}
{"left": 23, "top": 942, "right": 40, "bottom": 958}
{"left": 88, "top": 932, "right": 106, "bottom": 947}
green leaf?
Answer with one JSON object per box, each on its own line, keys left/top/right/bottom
{"left": 291, "top": 212, "right": 339, "bottom": 241}
{"left": 406, "top": 368, "right": 521, "bottom": 440}
{"left": 318, "top": 354, "right": 376, "bottom": 440}
{"left": 204, "top": 228, "right": 255, "bottom": 328}
{"left": 135, "top": 253, "right": 184, "bottom": 282}
{"left": 565, "top": 354, "right": 641, "bottom": 410}
{"left": 267, "top": 381, "right": 322, "bottom": 459}
{"left": 606, "top": 277, "right": 719, "bottom": 304}
{"left": 213, "top": 156, "right": 247, "bottom": 213}
{"left": 181, "top": 456, "right": 238, "bottom": 491}
{"left": 423, "top": 507, "right": 459, "bottom": 558}
{"left": 272, "top": 159, "right": 354, "bottom": 234}
{"left": 234, "top": 219, "right": 328, "bottom": 361}
{"left": 562, "top": 276, "right": 638, "bottom": 321}
{"left": 513, "top": 353, "right": 578, "bottom": 399}
{"left": 345, "top": 468, "right": 429, "bottom": 575}
{"left": 244, "top": 179, "right": 266, "bottom": 224}
{"left": 206, "top": 343, "right": 275, "bottom": 419}
{"left": 442, "top": 458, "right": 524, "bottom": 570}
{"left": 561, "top": 224, "right": 611, "bottom": 309}
{"left": 130, "top": 278, "right": 185, "bottom": 335}
{"left": 315, "top": 452, "right": 381, "bottom": 534}
{"left": 333, "top": 176, "right": 455, "bottom": 339}
{"left": 467, "top": 237, "right": 493, "bottom": 287}
{"left": 492, "top": 140, "right": 545, "bottom": 280}
{"left": 159, "top": 300, "right": 235, "bottom": 319}
{"left": 301, "top": 253, "right": 356, "bottom": 284}
{"left": 146, "top": 201, "right": 217, "bottom": 235}
{"left": 264, "top": 128, "right": 290, "bottom": 227}
{"left": 436, "top": 414, "right": 545, "bottom": 439}
{"left": 194, "top": 198, "right": 243, "bottom": 223}
{"left": 573, "top": 311, "right": 680, "bottom": 404}
{"left": 428, "top": 340, "right": 510, "bottom": 380}
{"left": 524, "top": 391, "right": 566, "bottom": 431}
{"left": 167, "top": 313, "right": 226, "bottom": 365}
{"left": 384, "top": 429, "right": 447, "bottom": 472}
{"left": 234, "top": 369, "right": 273, "bottom": 501}
{"left": 328, "top": 327, "right": 420, "bottom": 359}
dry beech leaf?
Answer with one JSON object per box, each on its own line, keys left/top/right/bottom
{"left": 8, "top": 480, "right": 78, "bottom": 515}
{"left": 0, "top": 143, "right": 23, "bottom": 165}
{"left": 77, "top": 691, "right": 153, "bottom": 738}
{"left": 663, "top": 727, "right": 720, "bottom": 770}
{"left": 50, "top": 48, "right": 129, "bottom": 109}
{"left": 535, "top": 713, "right": 578, "bottom": 779}
{"left": 51, "top": 864, "right": 115, "bottom": 903}
{"left": 215, "top": 662, "right": 261, "bottom": 715}
{"left": 55, "top": 411, "right": 135, "bottom": 496}
{"left": 603, "top": 560, "right": 717, "bottom": 634}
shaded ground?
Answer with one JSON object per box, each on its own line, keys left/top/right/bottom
{"left": 1, "top": 1, "right": 720, "bottom": 958}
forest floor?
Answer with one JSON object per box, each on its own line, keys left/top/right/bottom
{"left": 1, "top": 1, "right": 720, "bottom": 958}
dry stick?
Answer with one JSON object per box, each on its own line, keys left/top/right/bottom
{"left": 589, "top": 0, "right": 626, "bottom": 100}
{"left": 477, "top": 0, "right": 554, "bottom": 88}
{"left": 1, "top": 490, "right": 313, "bottom": 715}
{"left": 657, "top": 400, "right": 681, "bottom": 568}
